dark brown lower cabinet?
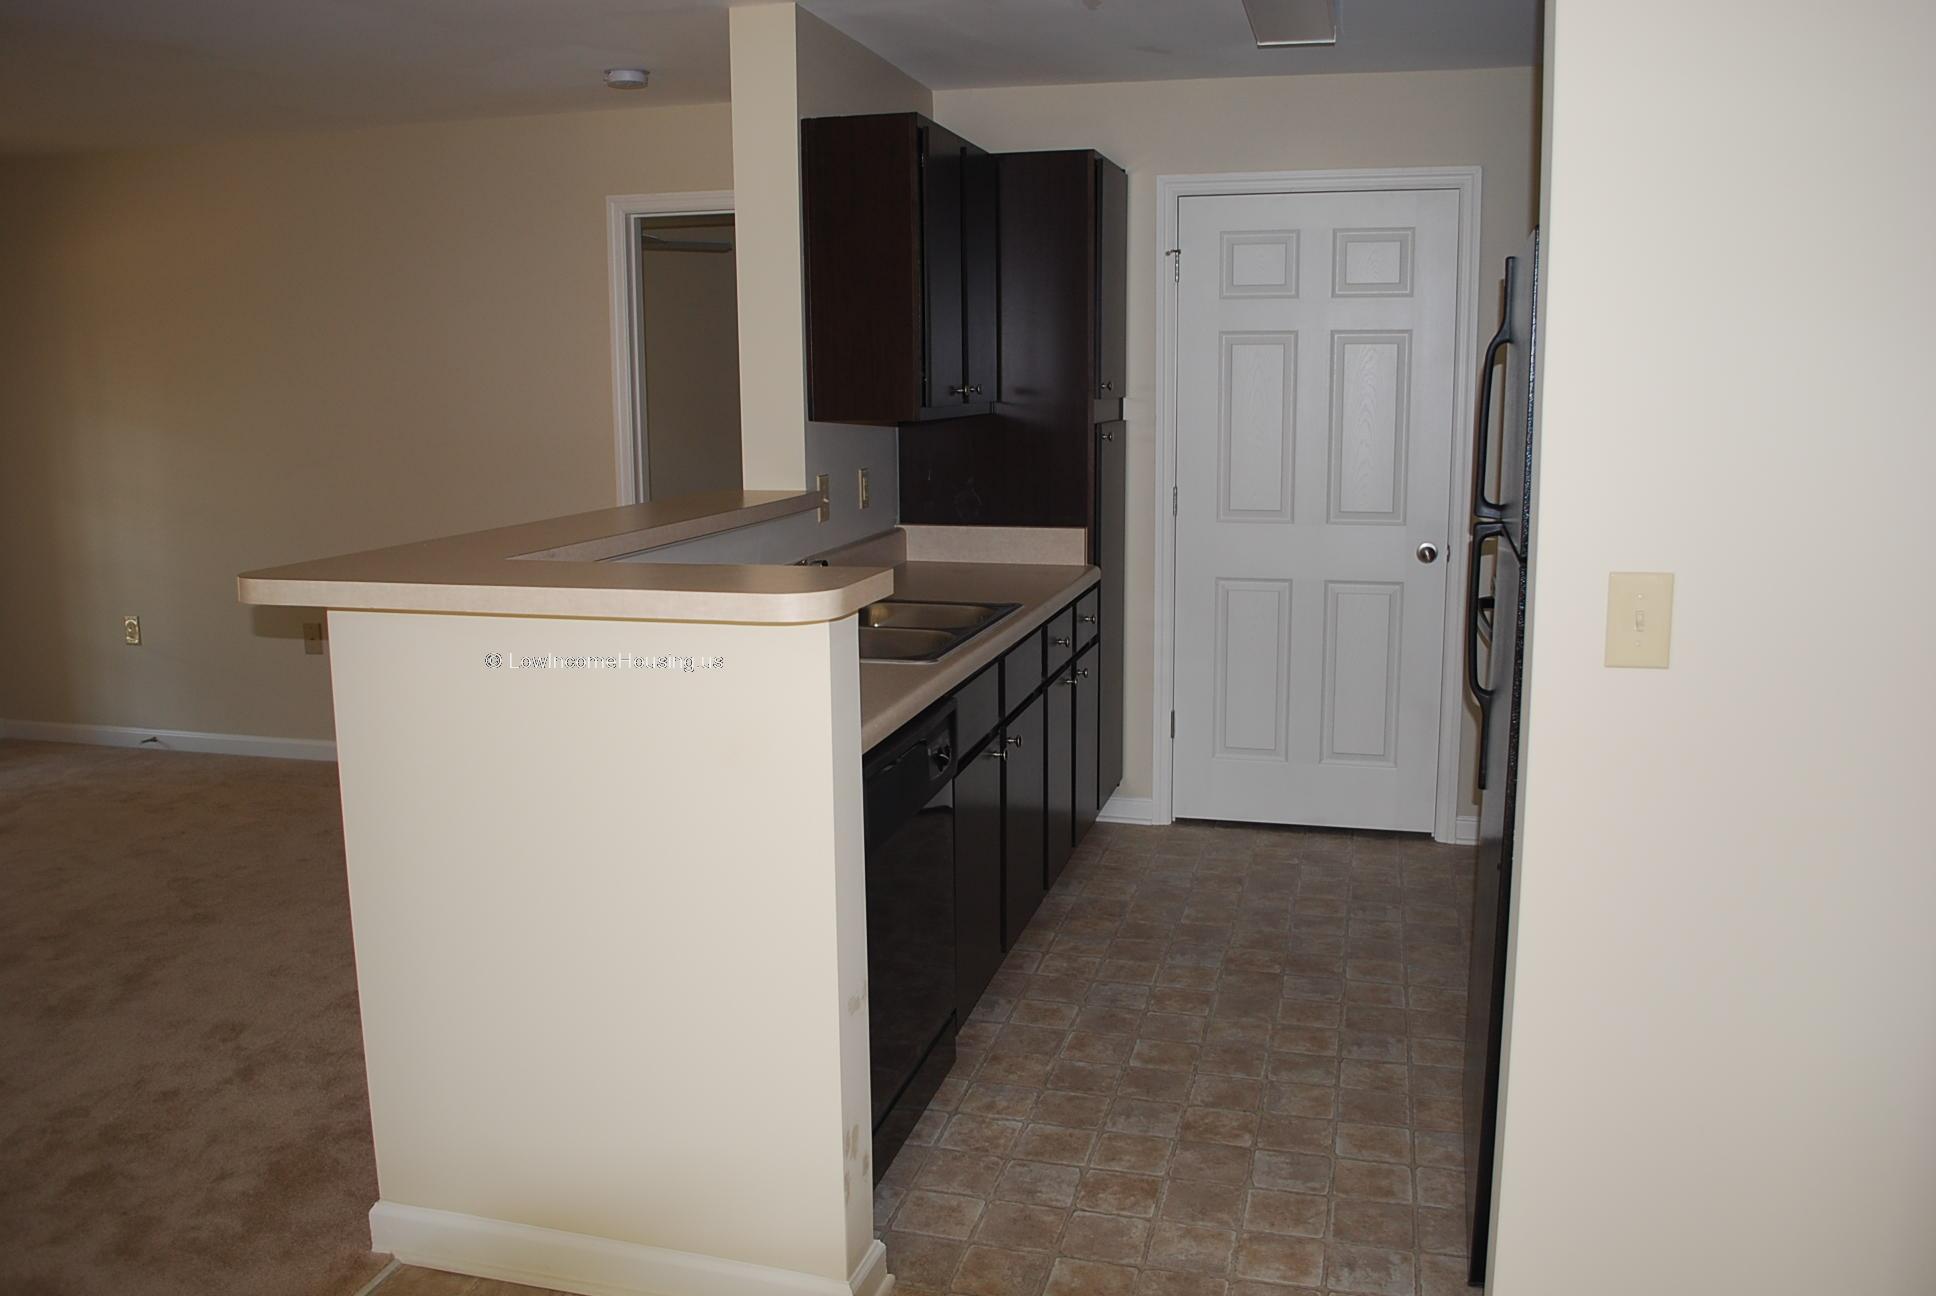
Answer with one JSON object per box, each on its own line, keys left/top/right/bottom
{"left": 1002, "top": 692, "right": 1047, "bottom": 946}
{"left": 954, "top": 738, "right": 1005, "bottom": 1022}
{"left": 1074, "top": 645, "right": 1100, "bottom": 841}
{"left": 1044, "top": 665, "right": 1077, "bottom": 890}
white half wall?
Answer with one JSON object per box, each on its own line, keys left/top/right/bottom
{"left": 328, "top": 607, "right": 873, "bottom": 1288}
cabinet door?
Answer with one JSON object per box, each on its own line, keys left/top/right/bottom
{"left": 963, "top": 146, "right": 999, "bottom": 404}
{"left": 1045, "top": 666, "right": 1076, "bottom": 890}
{"left": 920, "top": 122, "right": 967, "bottom": 409}
{"left": 954, "top": 738, "right": 1005, "bottom": 1021}
{"left": 1097, "top": 421, "right": 1127, "bottom": 803}
{"left": 1002, "top": 692, "right": 1047, "bottom": 945}
{"left": 1074, "top": 645, "right": 1101, "bottom": 845}
{"left": 1095, "top": 158, "right": 1129, "bottom": 402}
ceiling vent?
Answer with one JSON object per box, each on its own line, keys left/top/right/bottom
{"left": 1241, "top": 0, "right": 1339, "bottom": 47}
{"left": 603, "top": 68, "right": 651, "bottom": 90}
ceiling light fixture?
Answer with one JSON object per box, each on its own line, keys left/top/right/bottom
{"left": 1242, "top": 0, "right": 1338, "bottom": 47}
{"left": 604, "top": 68, "right": 651, "bottom": 90}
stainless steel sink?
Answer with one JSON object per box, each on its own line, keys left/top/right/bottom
{"left": 858, "top": 600, "right": 1019, "bottom": 663}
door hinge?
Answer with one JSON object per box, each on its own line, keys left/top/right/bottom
{"left": 1166, "top": 248, "right": 1181, "bottom": 283}
{"left": 1170, "top": 711, "right": 1176, "bottom": 739}
{"left": 1172, "top": 485, "right": 1178, "bottom": 516}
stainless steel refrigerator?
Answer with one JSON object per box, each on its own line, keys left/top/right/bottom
{"left": 1462, "top": 229, "right": 1541, "bottom": 1285}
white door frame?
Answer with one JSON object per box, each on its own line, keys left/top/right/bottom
{"left": 1153, "top": 167, "right": 1484, "bottom": 844}
{"left": 605, "top": 189, "right": 736, "bottom": 506}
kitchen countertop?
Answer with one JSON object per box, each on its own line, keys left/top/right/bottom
{"left": 236, "top": 490, "right": 893, "bottom": 623}
{"left": 860, "top": 560, "right": 1100, "bottom": 751}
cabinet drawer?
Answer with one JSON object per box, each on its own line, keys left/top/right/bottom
{"left": 1001, "top": 627, "right": 1044, "bottom": 712}
{"left": 1045, "top": 606, "right": 1078, "bottom": 674}
{"left": 957, "top": 664, "right": 1001, "bottom": 753}
{"left": 1075, "top": 588, "right": 1100, "bottom": 651}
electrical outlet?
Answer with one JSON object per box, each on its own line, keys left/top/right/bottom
{"left": 122, "top": 615, "right": 141, "bottom": 646}
{"left": 302, "top": 621, "right": 327, "bottom": 656}
{"left": 858, "top": 467, "right": 871, "bottom": 509}
{"left": 816, "top": 473, "right": 831, "bottom": 522}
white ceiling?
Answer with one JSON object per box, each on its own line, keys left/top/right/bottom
{"left": 809, "top": 0, "right": 1540, "bottom": 89}
{"left": 0, "top": 0, "right": 1537, "bottom": 155}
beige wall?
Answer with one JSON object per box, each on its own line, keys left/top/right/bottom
{"left": 1491, "top": 1, "right": 1936, "bottom": 1290}
{"left": 935, "top": 67, "right": 1539, "bottom": 810}
{"left": 0, "top": 103, "right": 732, "bottom": 741}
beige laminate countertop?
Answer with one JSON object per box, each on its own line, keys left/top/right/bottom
{"left": 860, "top": 560, "right": 1100, "bottom": 751}
{"left": 236, "top": 490, "right": 893, "bottom": 624}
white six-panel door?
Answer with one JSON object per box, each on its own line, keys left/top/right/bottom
{"left": 1172, "top": 189, "right": 1461, "bottom": 831}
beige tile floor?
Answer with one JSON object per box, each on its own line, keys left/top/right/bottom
{"left": 873, "top": 820, "right": 1476, "bottom": 1296}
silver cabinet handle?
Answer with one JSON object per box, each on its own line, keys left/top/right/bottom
{"left": 1052, "top": 635, "right": 1072, "bottom": 647}
{"left": 983, "top": 748, "right": 1008, "bottom": 762}
{"left": 1006, "top": 733, "right": 1024, "bottom": 748}
{"left": 1078, "top": 614, "right": 1098, "bottom": 625}
{"left": 1099, "top": 429, "right": 1116, "bottom": 442}
{"left": 1100, "top": 380, "right": 1116, "bottom": 392}
{"left": 948, "top": 384, "right": 984, "bottom": 397}
{"left": 1077, "top": 667, "right": 1091, "bottom": 680}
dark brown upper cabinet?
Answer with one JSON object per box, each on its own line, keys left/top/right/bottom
{"left": 801, "top": 113, "right": 997, "bottom": 425}
{"left": 899, "top": 149, "right": 1129, "bottom": 530}
{"left": 1095, "top": 157, "right": 1128, "bottom": 413}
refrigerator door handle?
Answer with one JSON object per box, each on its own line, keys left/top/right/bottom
{"left": 1466, "top": 520, "right": 1509, "bottom": 790}
{"left": 1471, "top": 257, "right": 1517, "bottom": 522}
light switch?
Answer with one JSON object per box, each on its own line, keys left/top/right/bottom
{"left": 1604, "top": 572, "right": 1674, "bottom": 668}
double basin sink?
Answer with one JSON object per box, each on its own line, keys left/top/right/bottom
{"left": 859, "top": 599, "right": 1020, "bottom": 663}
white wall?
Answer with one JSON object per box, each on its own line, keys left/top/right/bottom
{"left": 1489, "top": 1, "right": 1936, "bottom": 1291}
{"left": 934, "top": 68, "right": 1540, "bottom": 811}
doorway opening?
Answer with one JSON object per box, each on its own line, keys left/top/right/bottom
{"left": 607, "top": 192, "right": 741, "bottom": 504}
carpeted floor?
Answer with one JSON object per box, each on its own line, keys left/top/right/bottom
{"left": 0, "top": 740, "right": 388, "bottom": 1296}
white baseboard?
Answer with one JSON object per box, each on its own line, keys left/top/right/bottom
{"left": 370, "top": 1201, "right": 892, "bottom": 1296}
{"left": 1098, "top": 794, "right": 1163, "bottom": 825}
{"left": 0, "top": 718, "right": 336, "bottom": 762}
{"left": 1450, "top": 814, "right": 1480, "bottom": 845}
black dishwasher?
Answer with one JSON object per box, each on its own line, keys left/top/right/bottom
{"left": 862, "top": 702, "right": 957, "bottom": 1180}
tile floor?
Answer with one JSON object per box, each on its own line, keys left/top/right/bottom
{"left": 872, "top": 820, "right": 1476, "bottom": 1296}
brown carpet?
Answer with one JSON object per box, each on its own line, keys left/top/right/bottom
{"left": 0, "top": 740, "right": 388, "bottom": 1296}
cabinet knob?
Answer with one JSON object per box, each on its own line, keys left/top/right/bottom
{"left": 1052, "top": 635, "right": 1071, "bottom": 647}
{"left": 1079, "top": 614, "right": 1098, "bottom": 624}
{"left": 1100, "top": 380, "right": 1115, "bottom": 393}
{"left": 948, "top": 384, "right": 985, "bottom": 398}
{"left": 1099, "top": 429, "right": 1116, "bottom": 442}
{"left": 1005, "top": 733, "right": 1024, "bottom": 749}
{"left": 983, "top": 748, "right": 1008, "bottom": 762}
{"left": 1056, "top": 675, "right": 1077, "bottom": 687}
{"left": 1077, "top": 667, "right": 1091, "bottom": 680}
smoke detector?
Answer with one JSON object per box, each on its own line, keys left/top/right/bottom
{"left": 604, "top": 68, "right": 651, "bottom": 90}
{"left": 1242, "top": 0, "right": 1338, "bottom": 46}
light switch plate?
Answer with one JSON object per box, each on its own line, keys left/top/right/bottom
{"left": 1604, "top": 572, "right": 1674, "bottom": 668}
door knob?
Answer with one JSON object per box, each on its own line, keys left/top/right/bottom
{"left": 1416, "top": 542, "right": 1440, "bottom": 564}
